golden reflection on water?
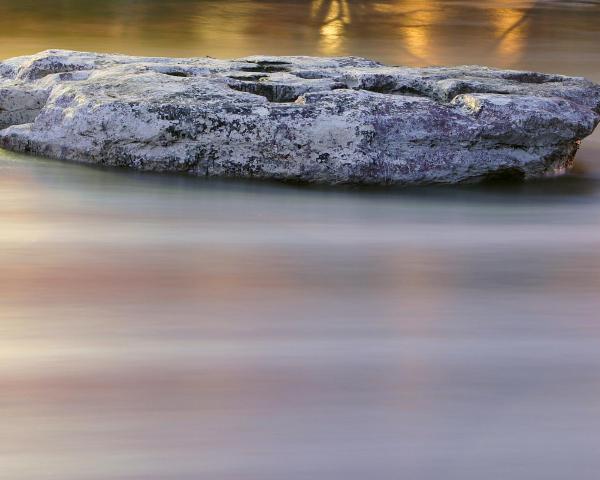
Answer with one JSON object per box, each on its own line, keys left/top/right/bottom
{"left": 397, "top": 2, "right": 443, "bottom": 64}
{"left": 312, "top": 0, "right": 352, "bottom": 55}
{"left": 1, "top": 0, "right": 599, "bottom": 78}
{"left": 491, "top": 1, "right": 536, "bottom": 62}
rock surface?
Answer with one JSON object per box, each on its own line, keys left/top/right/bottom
{"left": 1, "top": 49, "right": 599, "bottom": 184}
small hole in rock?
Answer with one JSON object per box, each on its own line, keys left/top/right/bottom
{"left": 502, "top": 72, "right": 562, "bottom": 84}
{"left": 240, "top": 61, "right": 292, "bottom": 73}
{"left": 250, "top": 60, "right": 292, "bottom": 66}
{"left": 228, "top": 74, "right": 269, "bottom": 81}
{"left": 360, "top": 84, "right": 428, "bottom": 97}
{"left": 228, "top": 83, "right": 299, "bottom": 103}
{"left": 163, "top": 71, "right": 191, "bottom": 78}
{"left": 292, "top": 71, "right": 329, "bottom": 80}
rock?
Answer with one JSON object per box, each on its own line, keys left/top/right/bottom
{"left": 1, "top": 49, "right": 599, "bottom": 185}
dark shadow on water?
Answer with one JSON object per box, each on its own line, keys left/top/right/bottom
{"left": 14, "top": 153, "right": 600, "bottom": 206}
{"left": 4, "top": 147, "right": 600, "bottom": 209}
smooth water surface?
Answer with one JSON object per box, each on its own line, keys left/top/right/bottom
{"left": 2, "top": 1, "right": 600, "bottom": 479}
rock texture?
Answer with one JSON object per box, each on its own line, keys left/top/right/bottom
{"left": 1, "top": 49, "right": 599, "bottom": 184}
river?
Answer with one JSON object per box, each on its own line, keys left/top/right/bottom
{"left": 1, "top": 1, "right": 600, "bottom": 479}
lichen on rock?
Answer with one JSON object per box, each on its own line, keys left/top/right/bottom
{"left": 1, "top": 49, "right": 599, "bottom": 184}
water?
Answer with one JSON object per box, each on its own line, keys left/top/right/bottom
{"left": 2, "top": 1, "right": 600, "bottom": 479}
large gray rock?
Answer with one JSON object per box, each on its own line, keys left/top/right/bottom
{"left": 1, "top": 49, "right": 599, "bottom": 184}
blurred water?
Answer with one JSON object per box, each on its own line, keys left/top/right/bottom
{"left": 2, "top": 1, "right": 600, "bottom": 479}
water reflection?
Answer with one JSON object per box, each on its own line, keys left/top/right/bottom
{"left": 396, "top": 2, "right": 444, "bottom": 63}
{"left": 1, "top": 0, "right": 600, "bottom": 78}
{"left": 491, "top": 0, "right": 536, "bottom": 61}
{"left": 312, "top": 0, "right": 352, "bottom": 55}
